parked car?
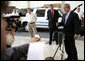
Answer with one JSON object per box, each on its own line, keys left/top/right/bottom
{"left": 18, "top": 8, "right": 64, "bottom": 31}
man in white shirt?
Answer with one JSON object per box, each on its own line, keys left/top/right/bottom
{"left": 26, "top": 8, "right": 38, "bottom": 38}
{"left": 76, "top": 7, "right": 84, "bottom": 21}
{"left": 76, "top": 7, "right": 84, "bottom": 36}
{"left": 76, "top": 7, "right": 84, "bottom": 27}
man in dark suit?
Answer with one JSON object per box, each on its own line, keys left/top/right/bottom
{"left": 47, "top": 4, "right": 60, "bottom": 45}
{"left": 56, "top": 4, "right": 79, "bottom": 60}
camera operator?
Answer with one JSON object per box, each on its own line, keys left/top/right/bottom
{"left": 3, "top": 8, "right": 20, "bottom": 48}
{"left": 1, "top": 1, "right": 40, "bottom": 60}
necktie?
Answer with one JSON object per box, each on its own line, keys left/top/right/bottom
{"left": 65, "top": 13, "right": 68, "bottom": 24}
{"left": 52, "top": 10, "right": 54, "bottom": 20}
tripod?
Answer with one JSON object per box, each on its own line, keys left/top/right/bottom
{"left": 45, "top": 32, "right": 65, "bottom": 60}
{"left": 53, "top": 32, "right": 65, "bottom": 60}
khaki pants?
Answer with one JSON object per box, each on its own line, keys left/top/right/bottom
{"left": 28, "top": 23, "right": 38, "bottom": 38}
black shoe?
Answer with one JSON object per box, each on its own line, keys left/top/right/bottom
{"left": 65, "top": 58, "right": 69, "bottom": 60}
{"left": 56, "top": 42, "right": 58, "bottom": 45}
{"left": 52, "top": 39, "right": 55, "bottom": 41}
{"left": 65, "top": 58, "right": 71, "bottom": 60}
{"left": 49, "top": 42, "right": 52, "bottom": 45}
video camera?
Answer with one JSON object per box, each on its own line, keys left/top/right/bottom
{"left": 3, "top": 15, "right": 20, "bottom": 31}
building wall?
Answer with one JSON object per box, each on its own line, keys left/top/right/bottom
{"left": 9, "top": 1, "right": 84, "bottom": 12}
{"left": 9, "top": 1, "right": 29, "bottom": 9}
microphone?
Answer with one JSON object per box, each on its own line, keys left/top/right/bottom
{"left": 72, "top": 3, "right": 83, "bottom": 12}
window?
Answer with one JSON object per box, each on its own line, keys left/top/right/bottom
{"left": 18, "top": 9, "right": 33, "bottom": 16}
{"left": 36, "top": 10, "right": 45, "bottom": 17}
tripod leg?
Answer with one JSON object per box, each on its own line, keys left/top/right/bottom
{"left": 61, "top": 50, "right": 64, "bottom": 60}
{"left": 61, "top": 40, "right": 65, "bottom": 60}
{"left": 53, "top": 45, "right": 60, "bottom": 58}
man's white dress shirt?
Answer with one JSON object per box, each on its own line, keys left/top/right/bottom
{"left": 76, "top": 11, "right": 84, "bottom": 20}
{"left": 25, "top": 12, "right": 37, "bottom": 23}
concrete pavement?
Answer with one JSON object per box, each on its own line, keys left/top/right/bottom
{"left": 12, "top": 35, "right": 84, "bottom": 60}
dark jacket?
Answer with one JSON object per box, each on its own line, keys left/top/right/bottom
{"left": 47, "top": 9, "right": 60, "bottom": 29}
{"left": 59, "top": 11, "right": 80, "bottom": 37}
{"left": 1, "top": 44, "right": 29, "bottom": 60}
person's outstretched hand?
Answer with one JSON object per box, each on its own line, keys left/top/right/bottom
{"left": 30, "top": 37, "right": 40, "bottom": 43}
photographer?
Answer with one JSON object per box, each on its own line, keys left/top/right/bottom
{"left": 1, "top": 1, "right": 40, "bottom": 60}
